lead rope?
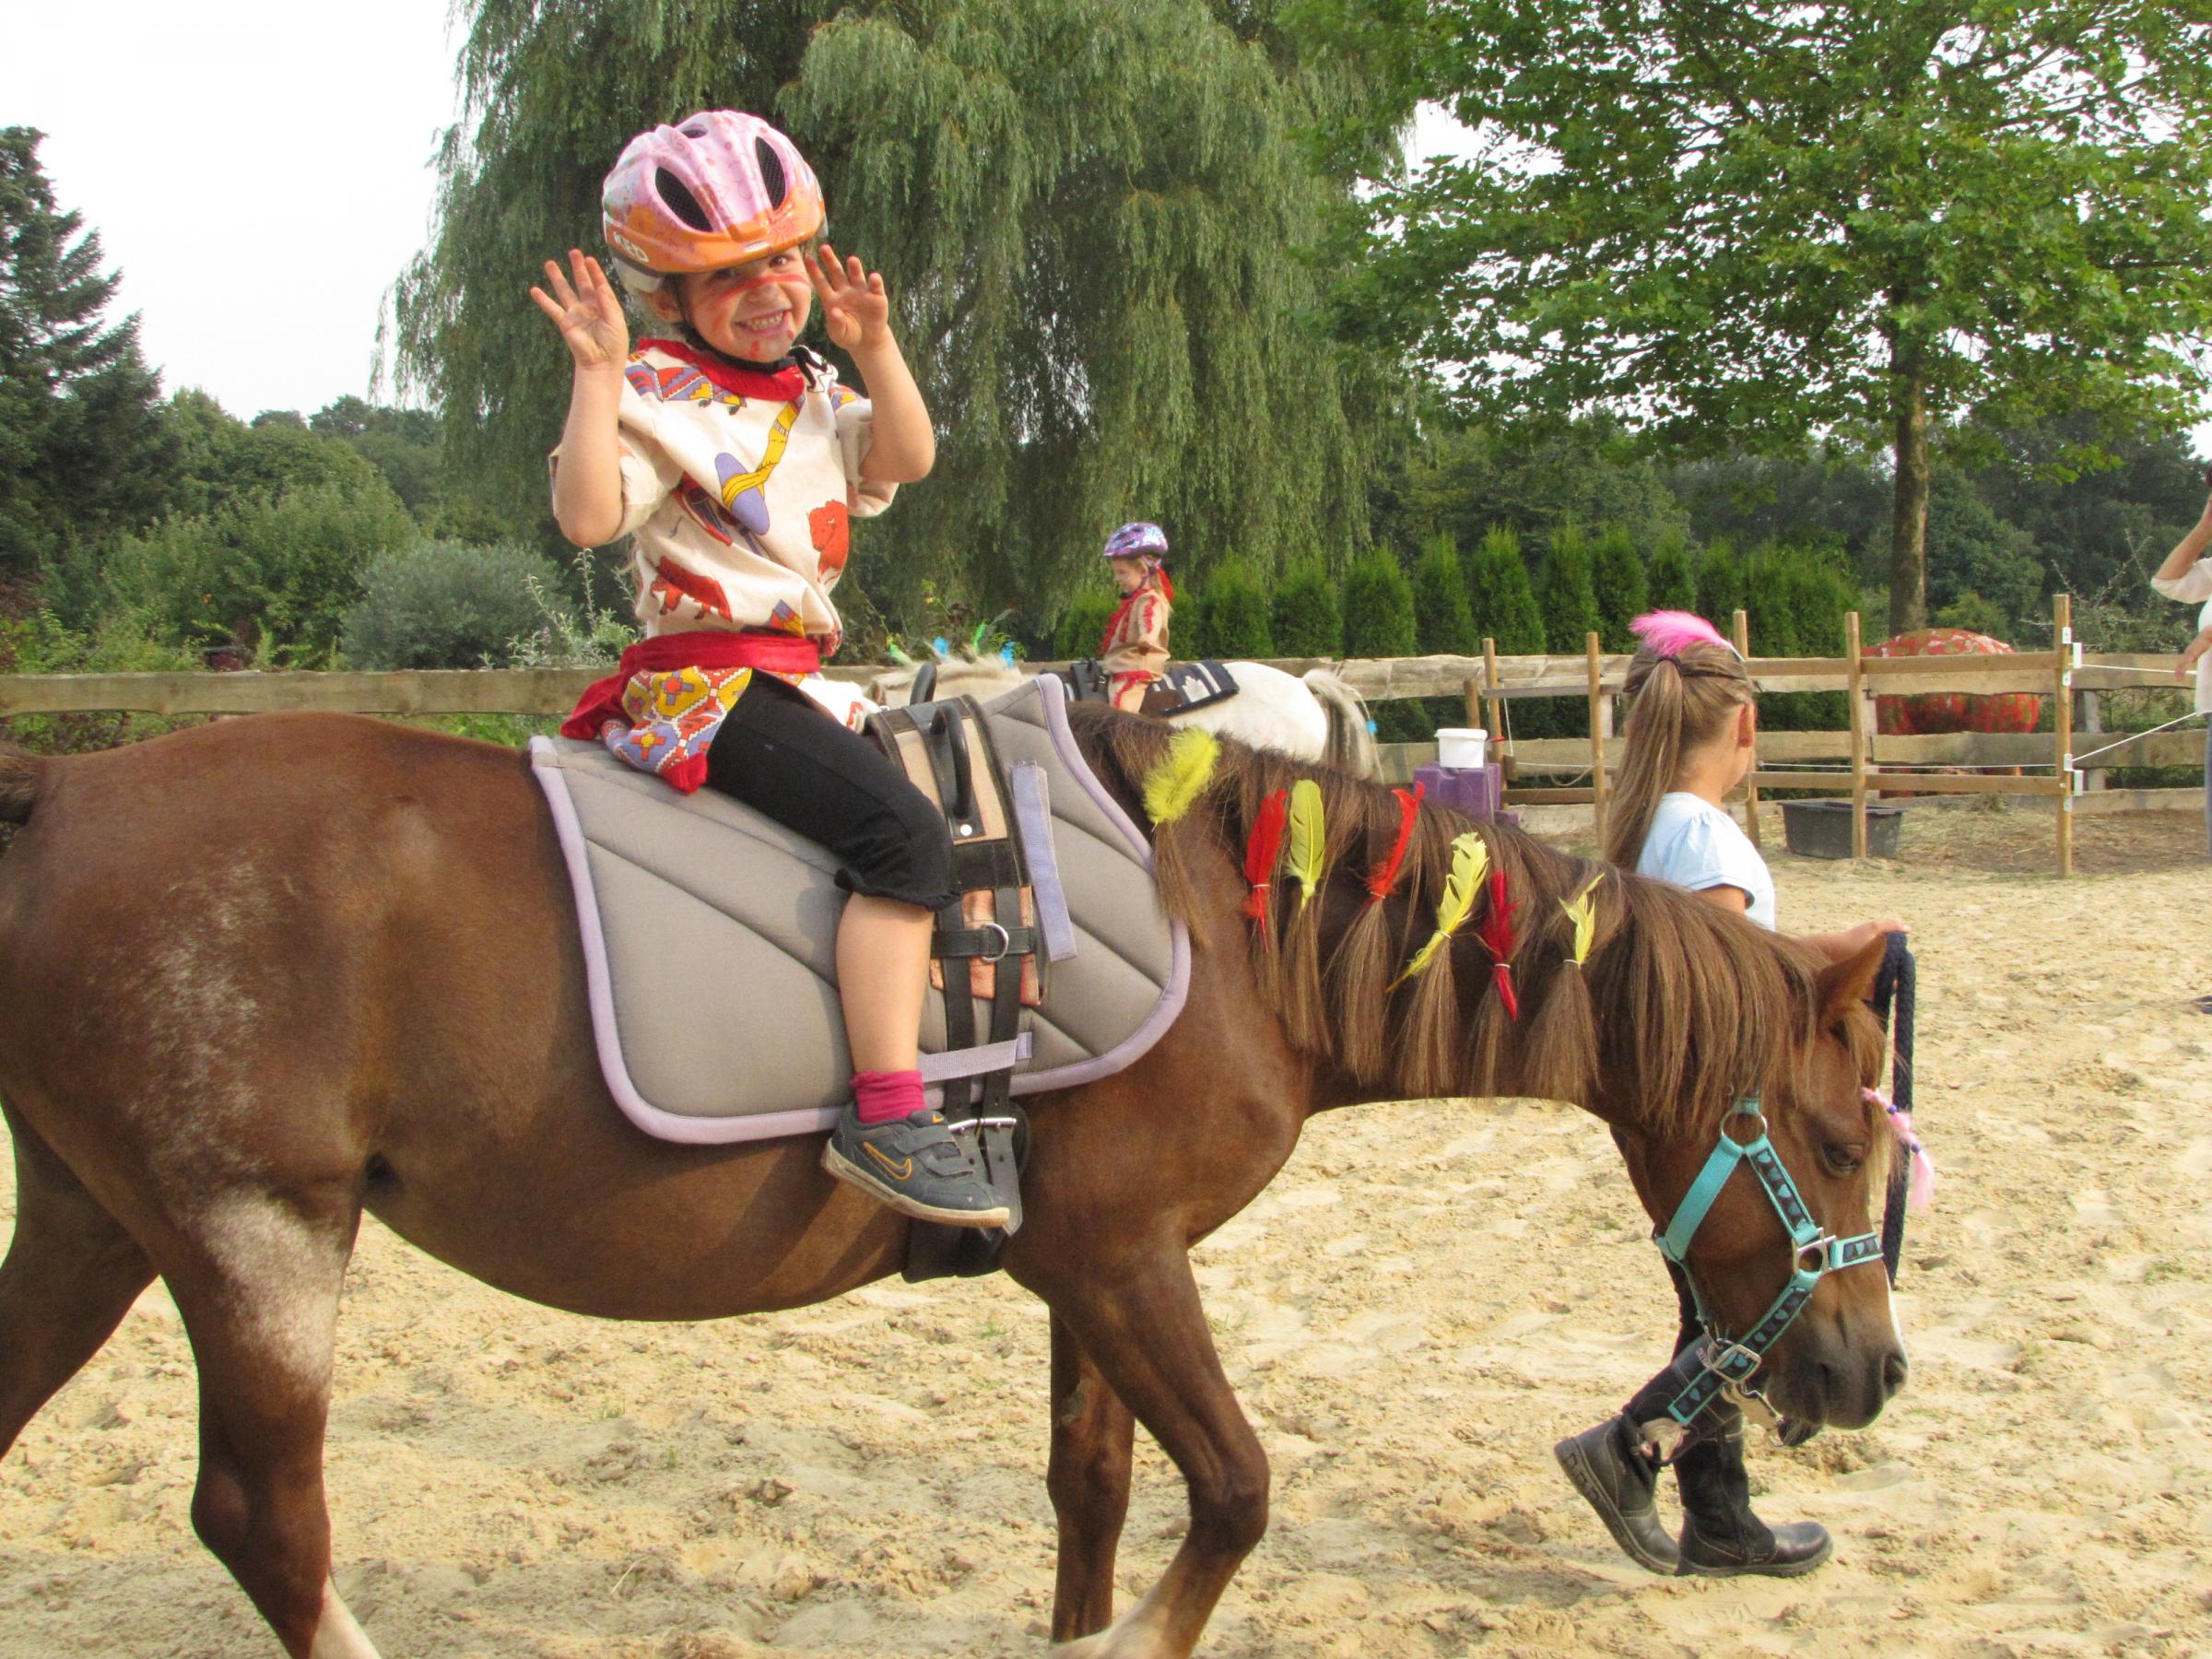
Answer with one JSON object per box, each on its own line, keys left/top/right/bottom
{"left": 1868, "top": 934, "right": 1917, "bottom": 1286}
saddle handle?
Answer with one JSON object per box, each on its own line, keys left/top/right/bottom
{"left": 928, "top": 703, "right": 976, "bottom": 829}
{"left": 911, "top": 661, "right": 938, "bottom": 705}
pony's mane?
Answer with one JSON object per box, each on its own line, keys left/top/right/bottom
{"left": 1072, "top": 709, "right": 1887, "bottom": 1144}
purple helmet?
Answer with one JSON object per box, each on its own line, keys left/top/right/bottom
{"left": 1102, "top": 522, "right": 1169, "bottom": 561}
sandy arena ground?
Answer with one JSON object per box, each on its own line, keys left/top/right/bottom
{"left": 3, "top": 804, "right": 2210, "bottom": 1657}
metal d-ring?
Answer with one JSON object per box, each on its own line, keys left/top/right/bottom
{"left": 975, "top": 921, "right": 1011, "bottom": 962}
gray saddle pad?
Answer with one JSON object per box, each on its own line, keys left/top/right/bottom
{"left": 531, "top": 673, "right": 1188, "bottom": 1144}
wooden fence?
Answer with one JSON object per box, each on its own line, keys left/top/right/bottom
{"left": 0, "top": 595, "right": 2197, "bottom": 875}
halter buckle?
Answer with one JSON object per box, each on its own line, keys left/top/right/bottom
{"left": 1701, "top": 1339, "right": 1762, "bottom": 1382}
{"left": 1795, "top": 1233, "right": 1842, "bottom": 1276}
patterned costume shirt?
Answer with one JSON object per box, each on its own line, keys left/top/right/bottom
{"left": 1100, "top": 573, "right": 1172, "bottom": 713}
{"left": 551, "top": 338, "right": 892, "bottom": 788}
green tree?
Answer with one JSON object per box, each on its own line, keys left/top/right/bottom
{"left": 1646, "top": 534, "right": 1696, "bottom": 615}
{"left": 1315, "top": 2, "right": 2212, "bottom": 632}
{"left": 1465, "top": 524, "right": 1544, "bottom": 653}
{"left": 1271, "top": 560, "right": 1343, "bottom": 656}
{"left": 1538, "top": 529, "right": 1599, "bottom": 653}
{"left": 313, "top": 395, "right": 447, "bottom": 524}
{"left": 1197, "top": 560, "right": 1274, "bottom": 657}
{"left": 1925, "top": 470, "right": 2045, "bottom": 641}
{"left": 396, "top": 0, "right": 1404, "bottom": 628}
{"left": 0, "top": 127, "right": 175, "bottom": 581}
{"left": 1377, "top": 417, "right": 1688, "bottom": 559}
{"left": 1589, "top": 526, "right": 1648, "bottom": 652}
{"left": 1411, "top": 535, "right": 1477, "bottom": 656}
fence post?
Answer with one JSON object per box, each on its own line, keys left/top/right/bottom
{"left": 2055, "top": 592, "right": 2074, "bottom": 877}
{"left": 1482, "top": 637, "right": 1509, "bottom": 779}
{"left": 2079, "top": 689, "right": 2105, "bottom": 791}
{"left": 1587, "top": 630, "right": 1607, "bottom": 844}
{"left": 1846, "top": 610, "right": 1868, "bottom": 860}
{"left": 1732, "top": 608, "right": 1762, "bottom": 847}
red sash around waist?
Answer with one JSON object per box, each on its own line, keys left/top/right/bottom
{"left": 560, "top": 632, "right": 825, "bottom": 740}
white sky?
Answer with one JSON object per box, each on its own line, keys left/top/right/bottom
{"left": 3, "top": 0, "right": 460, "bottom": 420}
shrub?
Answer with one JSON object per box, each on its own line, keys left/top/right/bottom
{"left": 340, "top": 540, "right": 578, "bottom": 670}
{"left": 1412, "top": 535, "right": 1477, "bottom": 656}
{"left": 1466, "top": 525, "right": 1545, "bottom": 654}
{"left": 1695, "top": 538, "right": 1747, "bottom": 629}
{"left": 1271, "top": 561, "right": 1342, "bottom": 657}
{"left": 1053, "top": 590, "right": 1120, "bottom": 661}
{"left": 1646, "top": 534, "right": 1698, "bottom": 615}
{"left": 0, "top": 607, "right": 204, "bottom": 754}
{"left": 1590, "top": 526, "right": 1649, "bottom": 651}
{"left": 1539, "top": 528, "right": 1601, "bottom": 653}
{"left": 100, "top": 476, "right": 417, "bottom": 660}
{"left": 1342, "top": 551, "right": 1429, "bottom": 741}
{"left": 1196, "top": 561, "right": 1274, "bottom": 658}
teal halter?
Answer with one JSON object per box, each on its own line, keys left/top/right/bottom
{"left": 1655, "top": 1097, "right": 1886, "bottom": 1428}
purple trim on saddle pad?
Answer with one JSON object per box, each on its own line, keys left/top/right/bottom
{"left": 919, "top": 1035, "right": 1032, "bottom": 1083}
{"left": 1004, "top": 673, "right": 1191, "bottom": 1100}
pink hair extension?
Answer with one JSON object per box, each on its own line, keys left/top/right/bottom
{"left": 1630, "top": 609, "right": 1739, "bottom": 660}
{"left": 1866, "top": 1088, "right": 1935, "bottom": 1211}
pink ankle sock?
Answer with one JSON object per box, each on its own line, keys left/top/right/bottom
{"left": 853, "top": 1069, "right": 925, "bottom": 1126}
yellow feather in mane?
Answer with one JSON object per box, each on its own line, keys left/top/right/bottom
{"left": 1560, "top": 872, "right": 1606, "bottom": 966}
{"left": 1286, "top": 780, "right": 1325, "bottom": 908}
{"left": 1393, "top": 831, "right": 1488, "bottom": 986}
{"left": 1141, "top": 728, "right": 1220, "bottom": 825}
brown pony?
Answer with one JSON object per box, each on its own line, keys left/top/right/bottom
{"left": 0, "top": 709, "right": 1904, "bottom": 1658}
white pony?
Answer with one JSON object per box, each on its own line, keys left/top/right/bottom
{"left": 868, "top": 656, "right": 1381, "bottom": 778}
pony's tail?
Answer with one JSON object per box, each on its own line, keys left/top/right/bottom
{"left": 1302, "top": 671, "right": 1378, "bottom": 778}
{"left": 0, "top": 747, "right": 45, "bottom": 825}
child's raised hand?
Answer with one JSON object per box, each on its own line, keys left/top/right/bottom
{"left": 810, "top": 244, "right": 893, "bottom": 352}
{"left": 530, "top": 251, "right": 629, "bottom": 376}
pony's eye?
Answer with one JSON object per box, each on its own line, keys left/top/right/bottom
{"left": 1822, "top": 1143, "right": 1865, "bottom": 1177}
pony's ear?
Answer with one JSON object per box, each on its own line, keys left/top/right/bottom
{"left": 1817, "top": 934, "right": 1888, "bottom": 1025}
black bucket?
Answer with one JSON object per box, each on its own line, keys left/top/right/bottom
{"left": 1779, "top": 798, "right": 1903, "bottom": 860}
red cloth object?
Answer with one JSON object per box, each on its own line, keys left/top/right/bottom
{"left": 1867, "top": 627, "right": 2042, "bottom": 736}
{"left": 635, "top": 335, "right": 807, "bottom": 403}
{"left": 853, "top": 1068, "right": 925, "bottom": 1126}
{"left": 560, "top": 631, "right": 823, "bottom": 741}
{"left": 1242, "top": 789, "right": 1291, "bottom": 924}
{"left": 1476, "top": 869, "right": 1519, "bottom": 1020}
{"left": 1364, "top": 782, "right": 1424, "bottom": 900}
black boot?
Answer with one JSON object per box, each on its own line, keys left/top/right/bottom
{"left": 1554, "top": 1413, "right": 1678, "bottom": 1574}
{"left": 1674, "top": 1426, "right": 1832, "bottom": 1577}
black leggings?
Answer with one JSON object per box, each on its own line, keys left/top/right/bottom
{"left": 703, "top": 675, "right": 957, "bottom": 912}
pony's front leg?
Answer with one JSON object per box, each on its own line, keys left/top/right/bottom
{"left": 1048, "top": 1312, "right": 1135, "bottom": 1640}
{"left": 1026, "top": 1246, "right": 1268, "bottom": 1659}
{"left": 168, "top": 1184, "right": 382, "bottom": 1659}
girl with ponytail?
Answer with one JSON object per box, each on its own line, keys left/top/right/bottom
{"left": 1557, "top": 610, "right": 1904, "bottom": 1581}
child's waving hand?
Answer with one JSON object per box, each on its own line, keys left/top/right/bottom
{"left": 531, "top": 250, "right": 629, "bottom": 375}
{"left": 810, "top": 244, "right": 894, "bottom": 353}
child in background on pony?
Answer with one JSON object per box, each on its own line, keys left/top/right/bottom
{"left": 1553, "top": 609, "right": 1903, "bottom": 1578}
{"left": 534, "top": 110, "right": 1006, "bottom": 1230}
{"left": 1099, "top": 521, "right": 1174, "bottom": 712}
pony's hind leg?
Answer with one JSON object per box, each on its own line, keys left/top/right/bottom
{"left": 166, "top": 1183, "right": 382, "bottom": 1659}
{"left": 0, "top": 1103, "right": 156, "bottom": 1459}
{"left": 1048, "top": 1312, "right": 1136, "bottom": 1641}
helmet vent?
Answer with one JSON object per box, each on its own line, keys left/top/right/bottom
{"left": 654, "top": 168, "right": 713, "bottom": 232}
{"left": 755, "top": 137, "right": 788, "bottom": 208}
{"left": 678, "top": 120, "right": 710, "bottom": 137}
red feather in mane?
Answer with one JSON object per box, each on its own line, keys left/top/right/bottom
{"left": 1242, "top": 789, "right": 1290, "bottom": 924}
{"left": 1475, "top": 868, "right": 1520, "bottom": 1020}
{"left": 1363, "top": 782, "right": 1423, "bottom": 901}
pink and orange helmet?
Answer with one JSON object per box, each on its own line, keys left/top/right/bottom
{"left": 602, "top": 112, "right": 824, "bottom": 297}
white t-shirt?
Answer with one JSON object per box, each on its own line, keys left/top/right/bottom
{"left": 1637, "top": 792, "right": 1777, "bottom": 931}
{"left": 2150, "top": 557, "right": 2212, "bottom": 716}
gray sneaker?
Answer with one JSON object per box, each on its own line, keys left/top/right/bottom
{"left": 822, "top": 1105, "right": 1011, "bottom": 1229}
